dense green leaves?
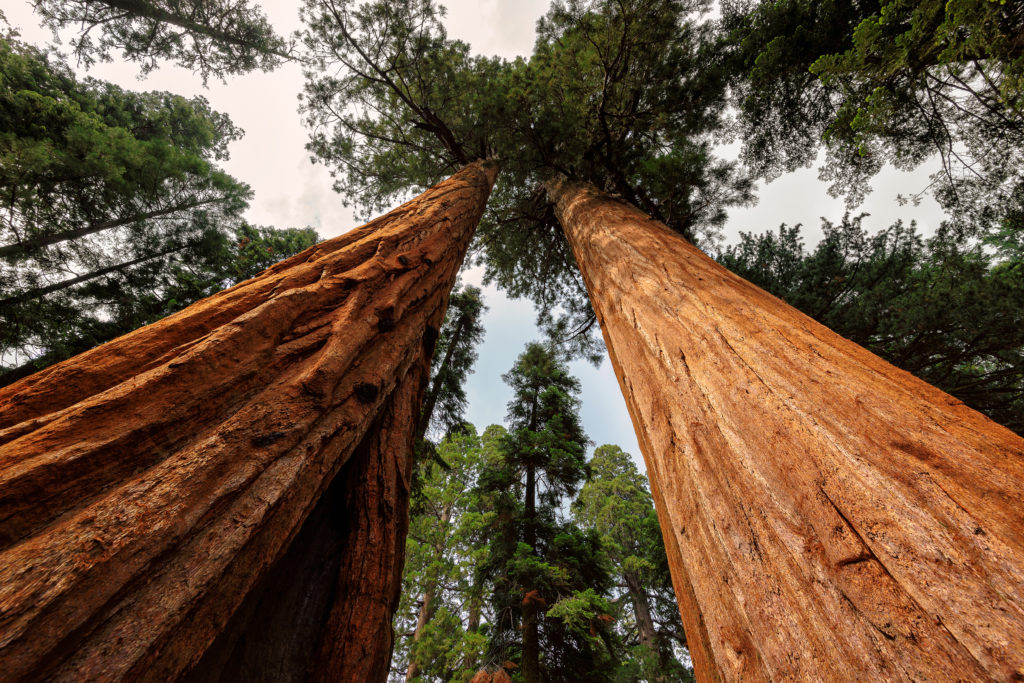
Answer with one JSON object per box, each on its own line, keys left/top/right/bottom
{"left": 417, "top": 285, "right": 488, "bottom": 446}
{"left": 300, "top": 0, "right": 754, "bottom": 360}
{"left": 0, "top": 34, "right": 280, "bottom": 376}
{"left": 473, "top": 343, "right": 622, "bottom": 682}
{"left": 722, "top": 0, "right": 1024, "bottom": 226}
{"left": 574, "top": 445, "right": 692, "bottom": 682}
{"left": 393, "top": 427, "right": 501, "bottom": 682}
{"left": 718, "top": 216, "right": 1024, "bottom": 434}
{"left": 32, "top": 0, "right": 292, "bottom": 82}
{"left": 300, "top": 0, "right": 496, "bottom": 213}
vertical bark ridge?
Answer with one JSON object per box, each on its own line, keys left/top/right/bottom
{"left": 0, "top": 161, "right": 498, "bottom": 681}
{"left": 548, "top": 178, "right": 1024, "bottom": 682}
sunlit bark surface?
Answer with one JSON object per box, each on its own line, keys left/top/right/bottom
{"left": 0, "top": 161, "right": 497, "bottom": 681}
{"left": 549, "top": 178, "right": 1024, "bottom": 682}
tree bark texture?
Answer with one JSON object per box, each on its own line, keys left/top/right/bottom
{"left": 548, "top": 178, "right": 1024, "bottom": 682}
{"left": 185, "top": 360, "right": 426, "bottom": 683}
{"left": 0, "top": 160, "right": 497, "bottom": 681}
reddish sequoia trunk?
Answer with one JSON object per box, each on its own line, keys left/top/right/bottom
{"left": 0, "top": 161, "right": 497, "bottom": 681}
{"left": 548, "top": 178, "right": 1024, "bottom": 682}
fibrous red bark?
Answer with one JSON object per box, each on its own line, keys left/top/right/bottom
{"left": 0, "top": 161, "right": 497, "bottom": 681}
{"left": 549, "top": 178, "right": 1024, "bottom": 682}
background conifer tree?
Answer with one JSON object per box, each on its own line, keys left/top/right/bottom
{"left": 573, "top": 444, "right": 693, "bottom": 682}
{"left": 477, "top": 342, "right": 618, "bottom": 683}
{"left": 31, "top": 0, "right": 293, "bottom": 82}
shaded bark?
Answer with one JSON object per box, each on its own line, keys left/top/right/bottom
{"left": 187, "top": 355, "right": 427, "bottom": 683}
{"left": 548, "top": 177, "right": 1024, "bottom": 682}
{"left": 467, "top": 579, "right": 483, "bottom": 634}
{"left": 0, "top": 161, "right": 497, "bottom": 681}
{"left": 521, "top": 462, "right": 540, "bottom": 683}
{"left": 309, "top": 359, "right": 427, "bottom": 683}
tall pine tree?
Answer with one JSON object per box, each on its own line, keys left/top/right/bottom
{"left": 478, "top": 342, "right": 616, "bottom": 683}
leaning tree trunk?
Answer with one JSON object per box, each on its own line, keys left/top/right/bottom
{"left": 547, "top": 178, "right": 1024, "bottom": 682}
{"left": 0, "top": 161, "right": 497, "bottom": 682}
{"left": 623, "top": 569, "right": 667, "bottom": 682}
{"left": 0, "top": 246, "right": 181, "bottom": 307}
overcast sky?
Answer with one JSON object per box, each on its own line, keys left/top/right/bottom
{"left": 4, "top": 0, "right": 948, "bottom": 472}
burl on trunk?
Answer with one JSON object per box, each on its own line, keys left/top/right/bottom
{"left": 548, "top": 178, "right": 1024, "bottom": 682}
{"left": 0, "top": 161, "right": 497, "bottom": 681}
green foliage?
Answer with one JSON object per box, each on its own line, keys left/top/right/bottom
{"left": 574, "top": 445, "right": 692, "bottom": 681}
{"left": 299, "top": 0, "right": 754, "bottom": 360}
{"left": 0, "top": 34, "right": 295, "bottom": 377}
{"left": 546, "top": 588, "right": 613, "bottom": 638}
{"left": 419, "top": 286, "right": 488, "bottom": 442}
{"left": 474, "top": 342, "right": 624, "bottom": 682}
{"left": 32, "top": 0, "right": 292, "bottom": 82}
{"left": 393, "top": 427, "right": 502, "bottom": 682}
{"left": 721, "top": 0, "right": 1024, "bottom": 227}
{"left": 718, "top": 216, "right": 1024, "bottom": 434}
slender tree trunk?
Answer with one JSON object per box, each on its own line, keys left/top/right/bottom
{"left": 521, "top": 463, "right": 541, "bottom": 683}
{"left": 623, "top": 570, "right": 664, "bottom": 671}
{"left": 405, "top": 503, "right": 451, "bottom": 682}
{"left": 547, "top": 178, "right": 1024, "bottom": 682}
{"left": 415, "top": 316, "right": 467, "bottom": 444}
{"left": 467, "top": 586, "right": 483, "bottom": 633}
{"left": 0, "top": 195, "right": 229, "bottom": 258}
{"left": 0, "top": 161, "right": 497, "bottom": 681}
{"left": 0, "top": 246, "right": 181, "bottom": 307}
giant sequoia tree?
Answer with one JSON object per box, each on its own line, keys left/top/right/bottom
{"left": 547, "top": 178, "right": 1024, "bottom": 679}
{"left": 0, "top": 162, "right": 497, "bottom": 680}
{"left": 4, "top": 0, "right": 1024, "bottom": 679}
{"left": 299, "top": 0, "right": 1024, "bottom": 679}
{"left": 300, "top": 0, "right": 752, "bottom": 353}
